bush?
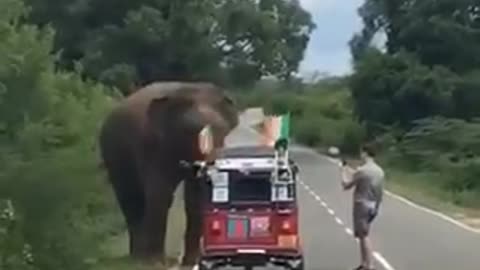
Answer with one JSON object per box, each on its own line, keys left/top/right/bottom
{"left": 0, "top": 1, "right": 121, "bottom": 269}
{"left": 293, "top": 113, "right": 365, "bottom": 152}
{"left": 293, "top": 115, "right": 323, "bottom": 146}
{"left": 339, "top": 120, "right": 367, "bottom": 155}
{"left": 0, "top": 199, "right": 36, "bottom": 270}
{"left": 235, "top": 83, "right": 367, "bottom": 153}
{"left": 0, "top": 144, "right": 123, "bottom": 270}
{"left": 382, "top": 117, "right": 480, "bottom": 208}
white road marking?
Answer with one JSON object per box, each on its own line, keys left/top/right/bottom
{"left": 373, "top": 252, "right": 396, "bottom": 270}
{"left": 301, "top": 182, "right": 396, "bottom": 270}
{"left": 238, "top": 115, "right": 398, "bottom": 270}
{"left": 322, "top": 155, "right": 480, "bottom": 234}
{"left": 335, "top": 217, "right": 344, "bottom": 225}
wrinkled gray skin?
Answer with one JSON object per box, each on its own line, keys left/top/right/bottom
{"left": 98, "top": 82, "right": 238, "bottom": 265}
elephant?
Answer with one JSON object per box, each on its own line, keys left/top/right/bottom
{"left": 98, "top": 82, "right": 239, "bottom": 265}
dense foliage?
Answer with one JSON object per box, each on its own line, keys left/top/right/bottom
{"left": 236, "top": 79, "right": 366, "bottom": 155}
{"left": 0, "top": 0, "right": 316, "bottom": 268}
{"left": 23, "top": 0, "right": 315, "bottom": 92}
{"left": 0, "top": 0, "right": 123, "bottom": 269}
{"left": 1, "top": 0, "right": 479, "bottom": 268}
{"left": 348, "top": 0, "right": 480, "bottom": 207}
{"left": 238, "top": 0, "right": 480, "bottom": 208}
{"left": 350, "top": 0, "right": 480, "bottom": 128}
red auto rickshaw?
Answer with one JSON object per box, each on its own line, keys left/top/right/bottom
{"left": 197, "top": 142, "right": 304, "bottom": 270}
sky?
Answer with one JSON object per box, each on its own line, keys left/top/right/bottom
{"left": 298, "top": 0, "right": 365, "bottom": 77}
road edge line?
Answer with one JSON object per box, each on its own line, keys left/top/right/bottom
{"left": 373, "top": 252, "right": 396, "bottom": 270}
{"left": 301, "top": 180, "right": 396, "bottom": 270}
{"left": 242, "top": 120, "right": 480, "bottom": 233}
{"left": 321, "top": 155, "right": 480, "bottom": 234}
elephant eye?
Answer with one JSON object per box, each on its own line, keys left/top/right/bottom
{"left": 224, "top": 95, "right": 235, "bottom": 106}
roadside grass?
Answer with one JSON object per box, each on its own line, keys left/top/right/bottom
{"left": 341, "top": 154, "right": 480, "bottom": 229}
{"left": 94, "top": 184, "right": 187, "bottom": 270}
{"left": 384, "top": 168, "right": 480, "bottom": 229}
{"left": 250, "top": 114, "right": 480, "bottom": 230}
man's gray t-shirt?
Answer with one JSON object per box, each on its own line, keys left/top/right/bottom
{"left": 352, "top": 159, "right": 385, "bottom": 208}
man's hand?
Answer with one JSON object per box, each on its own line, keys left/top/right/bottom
{"left": 341, "top": 165, "right": 357, "bottom": 190}
{"left": 342, "top": 165, "right": 356, "bottom": 176}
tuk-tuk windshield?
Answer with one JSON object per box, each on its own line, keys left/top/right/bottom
{"left": 229, "top": 173, "right": 271, "bottom": 202}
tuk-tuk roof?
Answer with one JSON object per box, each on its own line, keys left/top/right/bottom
{"left": 214, "top": 145, "right": 292, "bottom": 171}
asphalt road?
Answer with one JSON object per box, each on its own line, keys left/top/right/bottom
{"left": 222, "top": 118, "right": 480, "bottom": 270}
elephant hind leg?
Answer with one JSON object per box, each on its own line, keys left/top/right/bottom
{"left": 105, "top": 159, "right": 145, "bottom": 256}
{"left": 181, "top": 178, "right": 204, "bottom": 266}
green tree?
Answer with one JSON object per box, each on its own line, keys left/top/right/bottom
{"left": 351, "top": 0, "right": 480, "bottom": 73}
{"left": 349, "top": 0, "right": 480, "bottom": 133}
{"left": 24, "top": 0, "right": 316, "bottom": 92}
{"left": 349, "top": 49, "right": 455, "bottom": 134}
{"left": 348, "top": 0, "right": 480, "bottom": 208}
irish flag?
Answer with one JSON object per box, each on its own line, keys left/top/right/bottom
{"left": 261, "top": 113, "right": 291, "bottom": 147}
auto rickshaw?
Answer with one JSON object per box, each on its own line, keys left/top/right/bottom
{"left": 196, "top": 138, "right": 304, "bottom": 270}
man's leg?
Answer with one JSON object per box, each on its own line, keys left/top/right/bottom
{"left": 353, "top": 203, "right": 375, "bottom": 269}
{"left": 359, "top": 236, "right": 373, "bottom": 269}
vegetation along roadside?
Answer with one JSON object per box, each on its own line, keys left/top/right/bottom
{"left": 236, "top": 78, "right": 480, "bottom": 229}
{"left": 2, "top": 0, "right": 480, "bottom": 269}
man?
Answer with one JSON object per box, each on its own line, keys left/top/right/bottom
{"left": 341, "top": 144, "right": 384, "bottom": 270}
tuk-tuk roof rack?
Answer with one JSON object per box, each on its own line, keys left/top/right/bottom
{"left": 209, "top": 139, "right": 291, "bottom": 171}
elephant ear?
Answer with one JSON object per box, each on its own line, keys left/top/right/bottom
{"left": 146, "top": 96, "right": 194, "bottom": 137}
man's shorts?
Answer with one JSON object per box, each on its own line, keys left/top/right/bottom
{"left": 353, "top": 201, "right": 378, "bottom": 238}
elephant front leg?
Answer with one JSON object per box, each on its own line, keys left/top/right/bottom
{"left": 181, "top": 177, "right": 204, "bottom": 266}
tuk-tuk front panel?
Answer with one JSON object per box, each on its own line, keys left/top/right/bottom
{"left": 201, "top": 205, "right": 300, "bottom": 254}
